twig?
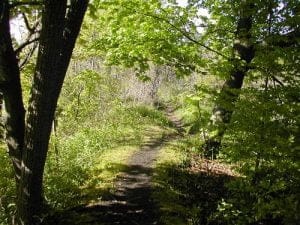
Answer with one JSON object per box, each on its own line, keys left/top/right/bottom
{"left": 22, "top": 12, "right": 35, "bottom": 33}
{"left": 15, "top": 37, "right": 39, "bottom": 54}
{"left": 19, "top": 41, "right": 38, "bottom": 70}
{"left": 9, "top": 1, "right": 43, "bottom": 8}
{"left": 14, "top": 14, "right": 40, "bottom": 54}
{"left": 271, "top": 75, "right": 284, "bottom": 86}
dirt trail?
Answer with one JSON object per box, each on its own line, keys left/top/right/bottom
{"left": 44, "top": 107, "right": 183, "bottom": 225}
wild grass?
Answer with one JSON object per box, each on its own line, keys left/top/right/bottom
{"left": 44, "top": 104, "right": 172, "bottom": 207}
{"left": 152, "top": 136, "right": 232, "bottom": 225}
{"left": 0, "top": 103, "right": 172, "bottom": 224}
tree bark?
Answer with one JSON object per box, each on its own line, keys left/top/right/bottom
{"left": 204, "top": 1, "right": 255, "bottom": 155}
{"left": 15, "top": 1, "right": 89, "bottom": 224}
{"left": 0, "top": 0, "right": 26, "bottom": 185}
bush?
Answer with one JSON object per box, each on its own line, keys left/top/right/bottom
{"left": 217, "top": 86, "right": 300, "bottom": 224}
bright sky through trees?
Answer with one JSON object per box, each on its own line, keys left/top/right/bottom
{"left": 10, "top": 15, "right": 25, "bottom": 43}
{"left": 9, "top": 0, "right": 209, "bottom": 43}
{"left": 177, "top": 0, "right": 188, "bottom": 6}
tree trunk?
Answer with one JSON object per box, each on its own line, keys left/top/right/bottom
{"left": 16, "top": 1, "right": 89, "bottom": 224}
{"left": 0, "top": 0, "right": 26, "bottom": 185}
{"left": 204, "top": 1, "right": 255, "bottom": 155}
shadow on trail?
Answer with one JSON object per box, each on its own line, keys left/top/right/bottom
{"left": 43, "top": 164, "right": 157, "bottom": 225}
{"left": 45, "top": 165, "right": 157, "bottom": 225}
{"left": 44, "top": 164, "right": 232, "bottom": 225}
{"left": 43, "top": 128, "right": 179, "bottom": 225}
{"left": 153, "top": 162, "right": 234, "bottom": 225}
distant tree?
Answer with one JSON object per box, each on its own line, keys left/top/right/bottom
{"left": 0, "top": 0, "right": 89, "bottom": 224}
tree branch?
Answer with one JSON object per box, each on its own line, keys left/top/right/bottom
{"left": 15, "top": 37, "right": 39, "bottom": 54}
{"left": 14, "top": 14, "right": 40, "bottom": 54}
{"left": 22, "top": 12, "right": 41, "bottom": 33}
{"left": 9, "top": 1, "right": 43, "bottom": 8}
{"left": 271, "top": 76, "right": 284, "bottom": 86}
{"left": 123, "top": 6, "right": 230, "bottom": 60}
{"left": 22, "top": 12, "right": 35, "bottom": 33}
{"left": 147, "top": 12, "right": 230, "bottom": 59}
{"left": 19, "top": 41, "right": 38, "bottom": 70}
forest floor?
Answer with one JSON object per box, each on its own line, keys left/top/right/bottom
{"left": 43, "top": 106, "right": 185, "bottom": 225}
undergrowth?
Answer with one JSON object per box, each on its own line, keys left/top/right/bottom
{"left": 152, "top": 136, "right": 233, "bottom": 225}
{"left": 0, "top": 103, "right": 171, "bottom": 224}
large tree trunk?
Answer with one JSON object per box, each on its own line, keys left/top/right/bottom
{"left": 17, "top": 2, "right": 68, "bottom": 224}
{"left": 0, "top": 0, "right": 26, "bottom": 185}
{"left": 204, "top": 1, "right": 255, "bottom": 155}
{"left": 3, "top": 1, "right": 89, "bottom": 224}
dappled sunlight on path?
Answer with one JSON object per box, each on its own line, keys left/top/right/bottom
{"left": 43, "top": 107, "right": 183, "bottom": 225}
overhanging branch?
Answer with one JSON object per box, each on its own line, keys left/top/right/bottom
{"left": 125, "top": 6, "right": 230, "bottom": 60}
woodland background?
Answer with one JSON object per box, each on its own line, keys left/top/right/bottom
{"left": 0, "top": 0, "right": 299, "bottom": 224}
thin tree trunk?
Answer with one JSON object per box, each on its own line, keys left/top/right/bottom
{"left": 0, "top": 0, "right": 26, "bottom": 185}
{"left": 204, "top": 1, "right": 255, "bottom": 155}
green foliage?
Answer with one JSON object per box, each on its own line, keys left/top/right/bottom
{"left": 131, "top": 105, "right": 172, "bottom": 127}
{"left": 2, "top": 1, "right": 299, "bottom": 224}
{"left": 153, "top": 139, "right": 231, "bottom": 225}
{"left": 0, "top": 55, "right": 175, "bottom": 220}
{"left": 180, "top": 84, "right": 214, "bottom": 136}
{"left": 217, "top": 83, "right": 300, "bottom": 224}
{"left": 0, "top": 145, "right": 16, "bottom": 225}
{"left": 44, "top": 102, "right": 171, "bottom": 209}
{"left": 90, "top": 0, "right": 204, "bottom": 77}
{"left": 41, "top": 64, "right": 174, "bottom": 209}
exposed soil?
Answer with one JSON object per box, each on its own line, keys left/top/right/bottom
{"left": 43, "top": 107, "right": 183, "bottom": 225}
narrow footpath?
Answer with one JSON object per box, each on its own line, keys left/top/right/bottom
{"left": 44, "top": 107, "right": 184, "bottom": 225}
